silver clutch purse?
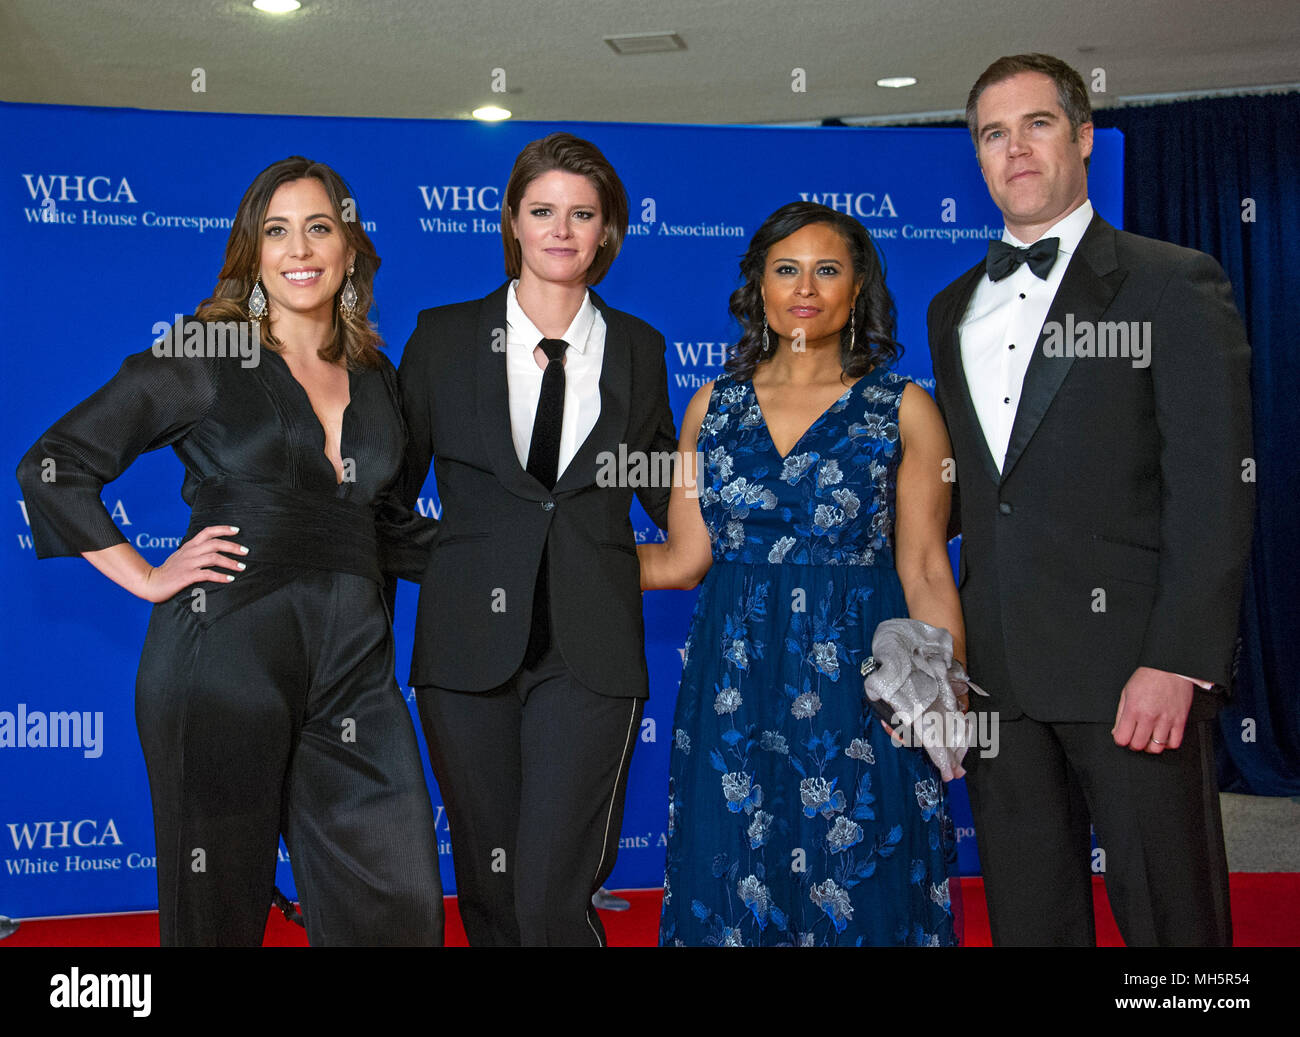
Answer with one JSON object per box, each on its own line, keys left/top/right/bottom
{"left": 860, "top": 618, "right": 987, "bottom": 781}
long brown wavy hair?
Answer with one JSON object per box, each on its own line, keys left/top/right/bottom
{"left": 196, "top": 156, "right": 382, "bottom": 368}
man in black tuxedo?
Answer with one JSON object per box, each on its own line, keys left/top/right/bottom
{"left": 395, "top": 135, "right": 676, "bottom": 945}
{"left": 927, "top": 54, "right": 1253, "bottom": 945}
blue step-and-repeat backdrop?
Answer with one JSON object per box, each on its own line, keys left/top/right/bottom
{"left": 0, "top": 100, "right": 1121, "bottom": 919}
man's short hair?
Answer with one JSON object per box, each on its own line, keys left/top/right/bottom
{"left": 966, "top": 53, "right": 1093, "bottom": 157}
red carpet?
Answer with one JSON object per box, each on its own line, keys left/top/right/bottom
{"left": 4, "top": 874, "right": 1296, "bottom": 946}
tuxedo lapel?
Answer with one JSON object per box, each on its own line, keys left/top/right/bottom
{"left": 474, "top": 282, "right": 548, "bottom": 502}
{"left": 553, "top": 289, "right": 631, "bottom": 496}
{"left": 1000, "top": 214, "right": 1126, "bottom": 482}
{"left": 942, "top": 264, "right": 1004, "bottom": 486}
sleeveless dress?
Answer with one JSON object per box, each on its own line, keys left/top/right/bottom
{"left": 659, "top": 364, "right": 957, "bottom": 946}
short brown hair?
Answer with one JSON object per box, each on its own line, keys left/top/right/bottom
{"left": 966, "top": 53, "right": 1092, "bottom": 156}
{"left": 500, "top": 133, "right": 629, "bottom": 285}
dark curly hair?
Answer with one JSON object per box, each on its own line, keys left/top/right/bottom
{"left": 726, "top": 201, "right": 901, "bottom": 382}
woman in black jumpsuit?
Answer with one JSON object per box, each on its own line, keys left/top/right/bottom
{"left": 16, "top": 158, "right": 442, "bottom": 946}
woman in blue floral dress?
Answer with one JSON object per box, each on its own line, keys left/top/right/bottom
{"left": 639, "top": 202, "right": 967, "bottom": 946}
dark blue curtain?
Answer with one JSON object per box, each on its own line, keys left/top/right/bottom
{"left": 856, "top": 94, "right": 1300, "bottom": 794}
{"left": 1093, "top": 95, "right": 1300, "bottom": 795}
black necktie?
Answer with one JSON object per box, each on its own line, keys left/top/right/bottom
{"left": 523, "top": 337, "right": 567, "bottom": 667}
{"left": 985, "top": 237, "right": 1060, "bottom": 282}
{"left": 526, "top": 337, "right": 567, "bottom": 490}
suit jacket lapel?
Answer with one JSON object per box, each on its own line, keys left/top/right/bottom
{"left": 1000, "top": 213, "right": 1126, "bottom": 482}
{"left": 942, "top": 264, "right": 1004, "bottom": 486}
{"left": 553, "top": 289, "right": 631, "bottom": 496}
{"left": 474, "top": 282, "right": 548, "bottom": 502}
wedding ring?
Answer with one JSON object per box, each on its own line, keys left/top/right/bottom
{"left": 1150, "top": 737, "right": 1166, "bottom": 746}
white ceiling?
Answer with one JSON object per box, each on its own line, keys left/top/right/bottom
{"left": 2, "top": 0, "right": 1297, "bottom": 125}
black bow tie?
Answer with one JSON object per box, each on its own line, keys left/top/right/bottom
{"left": 986, "top": 237, "right": 1060, "bottom": 282}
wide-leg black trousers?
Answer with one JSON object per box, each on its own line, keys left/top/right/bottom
{"left": 135, "top": 570, "right": 443, "bottom": 946}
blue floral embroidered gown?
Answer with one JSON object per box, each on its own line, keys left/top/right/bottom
{"left": 659, "top": 364, "right": 957, "bottom": 947}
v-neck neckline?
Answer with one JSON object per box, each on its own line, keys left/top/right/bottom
{"left": 750, "top": 375, "right": 864, "bottom": 462}
{"left": 268, "top": 350, "right": 354, "bottom": 488}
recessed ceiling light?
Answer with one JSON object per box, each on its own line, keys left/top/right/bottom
{"left": 877, "top": 76, "right": 918, "bottom": 89}
{"left": 604, "top": 32, "right": 686, "bottom": 55}
{"left": 472, "top": 105, "right": 512, "bottom": 122}
{"left": 253, "top": 0, "right": 301, "bottom": 13}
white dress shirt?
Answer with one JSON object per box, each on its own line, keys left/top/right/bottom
{"left": 958, "top": 199, "right": 1094, "bottom": 471}
{"left": 505, "top": 279, "right": 605, "bottom": 478}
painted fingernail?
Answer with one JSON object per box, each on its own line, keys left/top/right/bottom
{"left": 237, "top": 562, "right": 246, "bottom": 571}
{"left": 226, "top": 575, "right": 235, "bottom": 582}
{"left": 229, "top": 526, "right": 240, "bottom": 534}
{"left": 240, "top": 546, "right": 250, "bottom": 555}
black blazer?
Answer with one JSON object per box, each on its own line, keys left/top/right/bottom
{"left": 927, "top": 213, "right": 1254, "bottom": 722}
{"left": 395, "top": 282, "right": 677, "bottom": 699}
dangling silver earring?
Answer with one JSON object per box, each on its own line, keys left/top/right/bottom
{"left": 849, "top": 308, "right": 857, "bottom": 350}
{"left": 340, "top": 264, "right": 357, "bottom": 318}
{"left": 762, "top": 313, "right": 771, "bottom": 353}
{"left": 247, "top": 276, "right": 267, "bottom": 320}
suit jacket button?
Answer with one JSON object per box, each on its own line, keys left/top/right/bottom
{"left": 998, "top": 501, "right": 1013, "bottom": 515}
{"left": 541, "top": 501, "right": 555, "bottom": 511}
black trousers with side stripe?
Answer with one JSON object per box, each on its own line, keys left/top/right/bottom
{"left": 416, "top": 639, "right": 643, "bottom": 947}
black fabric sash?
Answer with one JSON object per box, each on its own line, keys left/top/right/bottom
{"left": 185, "top": 476, "right": 381, "bottom": 586}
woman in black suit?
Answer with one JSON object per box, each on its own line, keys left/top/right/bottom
{"left": 396, "top": 133, "right": 677, "bottom": 946}
{"left": 17, "top": 157, "right": 442, "bottom": 946}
